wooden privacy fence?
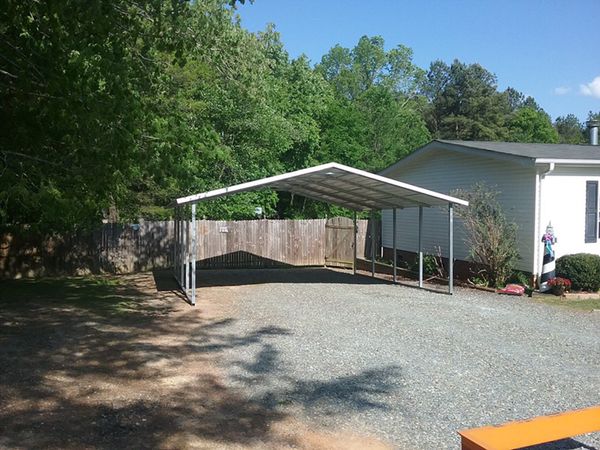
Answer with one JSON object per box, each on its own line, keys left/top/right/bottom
{"left": 1, "top": 218, "right": 370, "bottom": 278}
{"left": 325, "top": 216, "right": 370, "bottom": 268}
{"left": 194, "top": 218, "right": 368, "bottom": 269}
{"left": 0, "top": 221, "right": 174, "bottom": 278}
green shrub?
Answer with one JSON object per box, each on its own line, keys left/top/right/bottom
{"left": 452, "top": 183, "right": 520, "bottom": 288}
{"left": 508, "top": 270, "right": 531, "bottom": 286}
{"left": 422, "top": 255, "right": 438, "bottom": 276}
{"left": 408, "top": 251, "right": 446, "bottom": 278}
{"left": 555, "top": 253, "right": 600, "bottom": 292}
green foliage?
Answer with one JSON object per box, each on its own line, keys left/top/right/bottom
{"left": 554, "top": 114, "right": 586, "bottom": 144}
{"left": 452, "top": 183, "right": 520, "bottom": 287}
{"left": 556, "top": 253, "right": 600, "bottom": 292}
{"left": 422, "top": 255, "right": 438, "bottom": 276}
{"left": 507, "top": 108, "right": 559, "bottom": 143}
{"left": 424, "top": 62, "right": 561, "bottom": 144}
{"left": 504, "top": 87, "right": 542, "bottom": 112}
{"left": 424, "top": 60, "right": 511, "bottom": 140}
{"left": 316, "top": 35, "right": 430, "bottom": 175}
{"left": 316, "top": 35, "right": 424, "bottom": 100}
{"left": 508, "top": 270, "right": 531, "bottom": 286}
{"left": 0, "top": 3, "right": 590, "bottom": 232}
{"left": 588, "top": 111, "right": 600, "bottom": 122}
{"left": 0, "top": 0, "right": 209, "bottom": 230}
{"left": 407, "top": 250, "right": 446, "bottom": 278}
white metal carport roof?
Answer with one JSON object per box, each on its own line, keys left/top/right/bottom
{"left": 172, "top": 162, "right": 468, "bottom": 306}
{"left": 175, "top": 162, "right": 468, "bottom": 210}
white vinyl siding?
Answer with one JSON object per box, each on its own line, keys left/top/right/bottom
{"left": 539, "top": 166, "right": 600, "bottom": 261}
{"left": 382, "top": 147, "right": 537, "bottom": 272}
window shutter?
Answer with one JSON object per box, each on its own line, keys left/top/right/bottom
{"left": 585, "top": 181, "right": 598, "bottom": 243}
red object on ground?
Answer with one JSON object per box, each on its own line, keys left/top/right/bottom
{"left": 497, "top": 284, "right": 525, "bottom": 296}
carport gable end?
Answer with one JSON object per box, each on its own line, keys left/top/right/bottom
{"left": 174, "top": 162, "right": 468, "bottom": 210}
{"left": 171, "top": 162, "right": 468, "bottom": 305}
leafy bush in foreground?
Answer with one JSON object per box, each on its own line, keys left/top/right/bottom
{"left": 556, "top": 253, "right": 600, "bottom": 292}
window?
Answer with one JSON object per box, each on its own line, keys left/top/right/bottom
{"left": 585, "top": 181, "right": 598, "bottom": 243}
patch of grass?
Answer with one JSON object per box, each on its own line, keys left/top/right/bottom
{"left": 533, "top": 295, "right": 600, "bottom": 311}
{"left": 0, "top": 276, "right": 141, "bottom": 315}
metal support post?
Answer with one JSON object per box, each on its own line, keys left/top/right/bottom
{"left": 418, "top": 206, "right": 423, "bottom": 288}
{"left": 191, "top": 204, "right": 197, "bottom": 306}
{"left": 184, "top": 211, "right": 189, "bottom": 295}
{"left": 179, "top": 211, "right": 184, "bottom": 288}
{"left": 449, "top": 203, "right": 454, "bottom": 295}
{"left": 172, "top": 211, "right": 176, "bottom": 274}
{"left": 173, "top": 210, "right": 177, "bottom": 281}
{"left": 370, "top": 210, "right": 375, "bottom": 277}
{"left": 178, "top": 211, "right": 182, "bottom": 285}
{"left": 178, "top": 211, "right": 182, "bottom": 284}
{"left": 392, "top": 209, "right": 397, "bottom": 284}
{"left": 176, "top": 211, "right": 179, "bottom": 284}
{"left": 353, "top": 211, "right": 357, "bottom": 276}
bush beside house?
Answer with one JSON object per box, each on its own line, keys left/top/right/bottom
{"left": 556, "top": 253, "right": 600, "bottom": 292}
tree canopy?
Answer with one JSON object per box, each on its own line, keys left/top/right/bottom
{"left": 554, "top": 114, "right": 586, "bottom": 144}
{"left": 0, "top": 2, "right": 591, "bottom": 231}
{"left": 506, "top": 108, "right": 558, "bottom": 143}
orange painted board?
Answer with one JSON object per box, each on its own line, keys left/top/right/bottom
{"left": 459, "top": 405, "right": 600, "bottom": 450}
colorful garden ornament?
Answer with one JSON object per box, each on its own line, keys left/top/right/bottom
{"left": 540, "top": 222, "right": 557, "bottom": 292}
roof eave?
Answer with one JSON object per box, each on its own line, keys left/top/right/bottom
{"left": 535, "top": 158, "right": 600, "bottom": 165}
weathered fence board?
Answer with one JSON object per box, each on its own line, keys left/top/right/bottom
{"left": 0, "top": 218, "right": 370, "bottom": 278}
{"left": 195, "top": 219, "right": 331, "bottom": 268}
{"left": 324, "top": 217, "right": 368, "bottom": 268}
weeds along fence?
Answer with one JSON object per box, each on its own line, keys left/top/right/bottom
{"left": 0, "top": 218, "right": 371, "bottom": 278}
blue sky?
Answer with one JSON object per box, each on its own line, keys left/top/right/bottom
{"left": 237, "top": 0, "right": 600, "bottom": 122}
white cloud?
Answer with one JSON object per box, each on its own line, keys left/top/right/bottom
{"left": 580, "top": 76, "right": 600, "bottom": 98}
{"left": 554, "top": 86, "right": 571, "bottom": 95}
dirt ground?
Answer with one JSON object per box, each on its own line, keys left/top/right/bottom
{"left": 0, "top": 271, "right": 391, "bottom": 450}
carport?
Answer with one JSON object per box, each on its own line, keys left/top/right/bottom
{"left": 172, "top": 162, "right": 468, "bottom": 305}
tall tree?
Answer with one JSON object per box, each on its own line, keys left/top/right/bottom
{"left": 316, "top": 35, "right": 424, "bottom": 100}
{"left": 0, "top": 0, "right": 201, "bottom": 229}
{"left": 554, "top": 114, "right": 586, "bottom": 144}
{"left": 424, "top": 59, "right": 510, "bottom": 140}
{"left": 506, "top": 108, "right": 559, "bottom": 143}
{"left": 588, "top": 111, "right": 600, "bottom": 122}
{"left": 504, "top": 87, "right": 542, "bottom": 112}
{"left": 316, "top": 36, "right": 430, "bottom": 173}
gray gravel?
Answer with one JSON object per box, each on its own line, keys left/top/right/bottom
{"left": 209, "top": 268, "right": 600, "bottom": 449}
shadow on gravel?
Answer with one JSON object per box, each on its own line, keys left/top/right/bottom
{"left": 276, "top": 366, "right": 402, "bottom": 413}
{"left": 154, "top": 267, "right": 392, "bottom": 291}
{"left": 0, "top": 275, "right": 293, "bottom": 448}
{"left": 192, "top": 313, "right": 402, "bottom": 415}
{"left": 0, "top": 273, "right": 402, "bottom": 449}
{"left": 226, "top": 330, "right": 402, "bottom": 415}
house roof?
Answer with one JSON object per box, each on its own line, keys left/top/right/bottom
{"left": 436, "top": 140, "right": 600, "bottom": 160}
{"left": 381, "top": 139, "right": 600, "bottom": 175}
{"left": 175, "top": 162, "right": 468, "bottom": 210}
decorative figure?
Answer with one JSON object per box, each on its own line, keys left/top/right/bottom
{"left": 540, "top": 222, "right": 557, "bottom": 292}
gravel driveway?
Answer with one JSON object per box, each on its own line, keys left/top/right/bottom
{"left": 206, "top": 268, "right": 600, "bottom": 449}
